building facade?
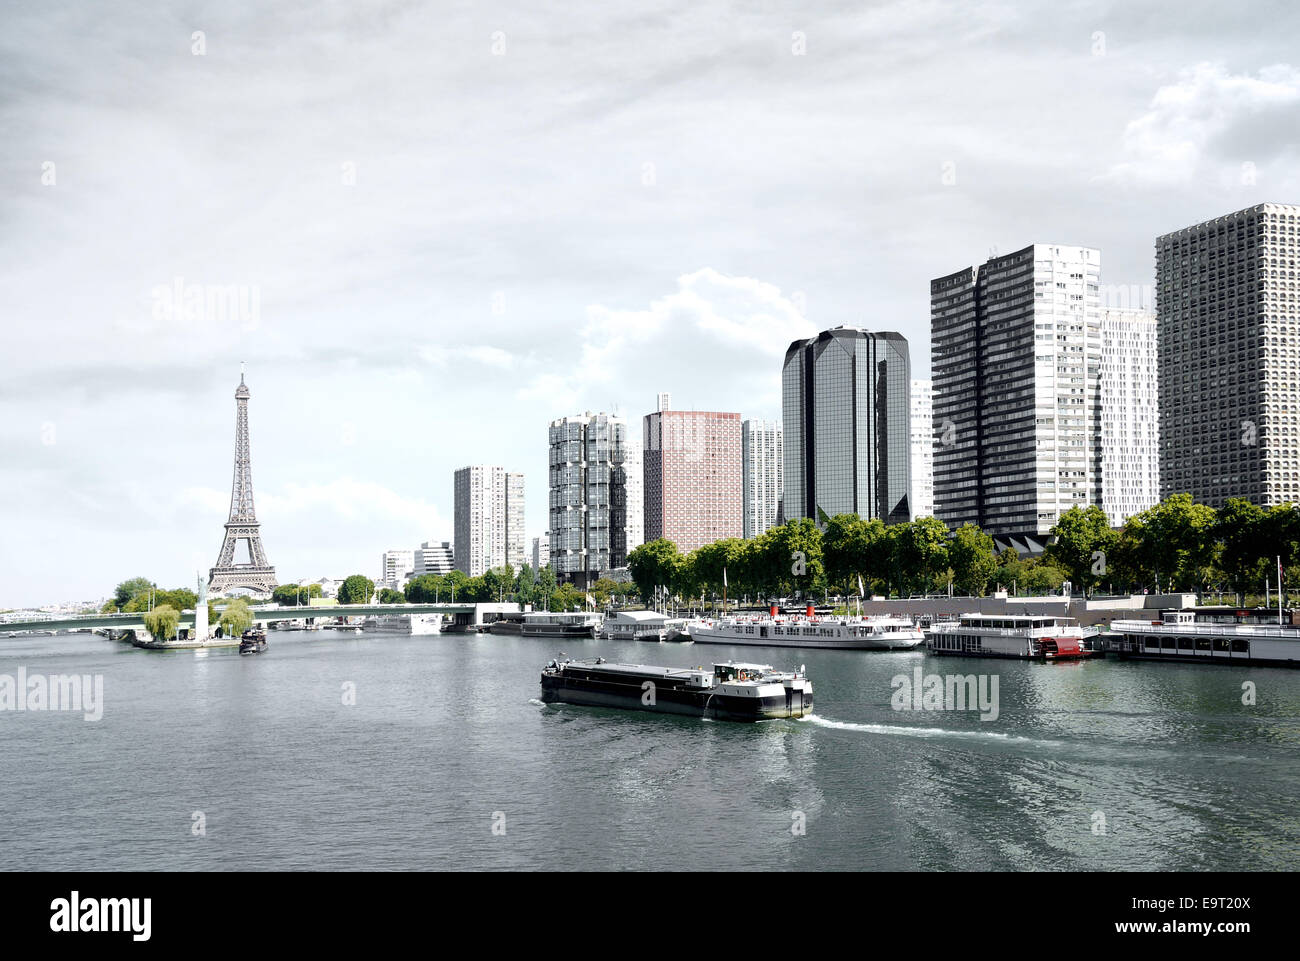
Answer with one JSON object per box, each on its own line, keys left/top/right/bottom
{"left": 643, "top": 399, "right": 743, "bottom": 552}
{"left": 782, "top": 327, "right": 911, "bottom": 525}
{"left": 623, "top": 439, "right": 644, "bottom": 554}
{"left": 931, "top": 244, "right": 1102, "bottom": 540}
{"left": 549, "top": 412, "right": 629, "bottom": 586}
{"left": 380, "top": 549, "right": 415, "bottom": 589}
{"left": 1157, "top": 203, "right": 1300, "bottom": 508}
{"left": 742, "top": 419, "right": 783, "bottom": 538}
{"left": 910, "top": 379, "right": 935, "bottom": 519}
{"left": 414, "top": 541, "right": 454, "bottom": 578}
{"left": 1099, "top": 307, "right": 1160, "bottom": 524}
{"left": 531, "top": 534, "right": 550, "bottom": 571}
{"left": 453, "top": 465, "right": 525, "bottom": 577}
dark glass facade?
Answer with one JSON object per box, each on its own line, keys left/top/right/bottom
{"left": 781, "top": 327, "right": 912, "bottom": 524}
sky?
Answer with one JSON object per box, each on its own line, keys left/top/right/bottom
{"left": 3, "top": 0, "right": 1299, "bottom": 607}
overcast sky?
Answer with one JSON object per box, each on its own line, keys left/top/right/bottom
{"left": 3, "top": 0, "right": 1299, "bottom": 607}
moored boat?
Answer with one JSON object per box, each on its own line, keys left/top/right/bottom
{"left": 1107, "top": 609, "right": 1300, "bottom": 667}
{"left": 539, "top": 657, "right": 812, "bottom": 721}
{"left": 687, "top": 604, "right": 923, "bottom": 650}
{"left": 521, "top": 611, "right": 603, "bottom": 638}
{"left": 927, "top": 613, "right": 1099, "bottom": 660}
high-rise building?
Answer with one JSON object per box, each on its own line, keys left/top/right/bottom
{"left": 380, "top": 549, "right": 415, "bottom": 589}
{"left": 453, "top": 466, "right": 524, "bottom": 577}
{"left": 742, "top": 419, "right": 783, "bottom": 538}
{"left": 1100, "top": 307, "right": 1160, "bottom": 524}
{"left": 910, "top": 379, "right": 935, "bottom": 519}
{"left": 549, "top": 412, "right": 629, "bottom": 586}
{"left": 414, "top": 541, "right": 454, "bottom": 577}
{"left": 623, "top": 440, "right": 644, "bottom": 553}
{"left": 1157, "top": 203, "right": 1300, "bottom": 508}
{"left": 531, "top": 534, "right": 550, "bottom": 571}
{"left": 932, "top": 245, "right": 1101, "bottom": 540}
{"left": 643, "top": 401, "right": 742, "bottom": 552}
{"left": 782, "top": 327, "right": 911, "bottom": 525}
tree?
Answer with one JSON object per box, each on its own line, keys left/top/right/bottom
{"left": 550, "top": 583, "right": 583, "bottom": 611}
{"left": 378, "top": 588, "right": 406, "bottom": 604}
{"left": 338, "top": 575, "right": 375, "bottom": 605}
{"left": 1046, "top": 505, "right": 1118, "bottom": 594}
{"left": 591, "top": 577, "right": 619, "bottom": 608}
{"left": 895, "top": 517, "right": 949, "bottom": 595}
{"left": 482, "top": 565, "right": 515, "bottom": 602}
{"left": 948, "top": 524, "right": 997, "bottom": 596}
{"left": 627, "top": 539, "right": 684, "bottom": 603}
{"left": 143, "top": 604, "right": 180, "bottom": 642}
{"left": 218, "top": 599, "right": 253, "bottom": 637}
{"left": 1215, "top": 498, "right": 1267, "bottom": 602}
{"left": 516, "top": 563, "right": 535, "bottom": 607}
{"left": 113, "top": 577, "right": 153, "bottom": 610}
{"left": 534, "top": 565, "right": 557, "bottom": 611}
{"left": 758, "top": 519, "right": 824, "bottom": 597}
{"left": 272, "top": 583, "right": 323, "bottom": 606}
{"left": 404, "top": 574, "right": 442, "bottom": 603}
{"left": 1130, "top": 494, "right": 1218, "bottom": 591}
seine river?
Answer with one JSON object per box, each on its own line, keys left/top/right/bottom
{"left": 3, "top": 628, "right": 1298, "bottom": 871}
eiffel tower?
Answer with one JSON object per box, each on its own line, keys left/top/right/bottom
{"left": 208, "top": 367, "right": 277, "bottom": 595}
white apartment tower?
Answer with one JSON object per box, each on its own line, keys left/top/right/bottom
{"left": 742, "top": 419, "right": 783, "bottom": 538}
{"left": 909, "top": 379, "right": 934, "bottom": 519}
{"left": 453, "top": 465, "right": 525, "bottom": 577}
{"left": 379, "top": 549, "right": 415, "bottom": 589}
{"left": 1099, "top": 307, "right": 1160, "bottom": 524}
{"left": 414, "top": 541, "right": 454, "bottom": 577}
{"left": 932, "top": 244, "right": 1102, "bottom": 540}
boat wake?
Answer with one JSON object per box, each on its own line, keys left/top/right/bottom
{"left": 528, "top": 698, "right": 548, "bottom": 708}
{"left": 799, "top": 714, "right": 1061, "bottom": 746}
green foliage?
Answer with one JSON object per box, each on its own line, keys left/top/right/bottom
{"left": 142, "top": 604, "right": 180, "bottom": 642}
{"left": 378, "top": 588, "right": 406, "bottom": 604}
{"left": 113, "top": 577, "right": 153, "bottom": 610}
{"left": 1046, "top": 506, "right": 1118, "bottom": 592}
{"left": 895, "top": 517, "right": 949, "bottom": 595}
{"left": 590, "top": 577, "right": 619, "bottom": 608}
{"left": 627, "top": 539, "right": 684, "bottom": 603}
{"left": 534, "top": 565, "right": 557, "bottom": 611}
{"left": 272, "top": 583, "right": 322, "bottom": 606}
{"left": 218, "top": 599, "right": 253, "bottom": 637}
{"left": 948, "top": 524, "right": 997, "bottom": 596}
{"left": 550, "top": 583, "right": 584, "bottom": 611}
{"left": 338, "top": 575, "right": 375, "bottom": 605}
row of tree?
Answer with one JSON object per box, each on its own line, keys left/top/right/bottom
{"left": 624, "top": 495, "right": 1300, "bottom": 603}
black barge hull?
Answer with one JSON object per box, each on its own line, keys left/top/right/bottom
{"left": 539, "top": 674, "right": 810, "bottom": 721}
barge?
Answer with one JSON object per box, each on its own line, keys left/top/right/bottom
{"left": 539, "top": 657, "right": 813, "bottom": 721}
{"left": 522, "top": 611, "right": 603, "bottom": 638}
{"left": 927, "top": 613, "right": 1100, "bottom": 660}
{"left": 238, "top": 628, "right": 268, "bottom": 655}
{"left": 1107, "top": 610, "right": 1300, "bottom": 667}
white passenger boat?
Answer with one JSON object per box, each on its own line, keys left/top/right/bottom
{"left": 521, "top": 611, "right": 603, "bottom": 638}
{"left": 1107, "top": 610, "right": 1300, "bottom": 667}
{"left": 687, "top": 605, "right": 923, "bottom": 650}
{"left": 603, "top": 610, "right": 688, "bottom": 642}
{"left": 926, "top": 613, "right": 1100, "bottom": 660}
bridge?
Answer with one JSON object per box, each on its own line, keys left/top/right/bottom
{"left": 1, "top": 602, "right": 522, "bottom": 641}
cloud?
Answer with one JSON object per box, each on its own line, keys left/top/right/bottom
{"left": 418, "top": 345, "right": 518, "bottom": 369}
{"left": 1104, "top": 63, "right": 1300, "bottom": 185}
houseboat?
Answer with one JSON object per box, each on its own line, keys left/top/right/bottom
{"left": 539, "top": 657, "right": 812, "bottom": 721}
{"left": 521, "top": 611, "right": 603, "bottom": 639}
{"left": 362, "top": 613, "right": 444, "bottom": 636}
{"left": 238, "top": 628, "right": 268, "bottom": 655}
{"left": 1107, "top": 609, "right": 1300, "bottom": 667}
{"left": 926, "top": 613, "right": 1100, "bottom": 660}
{"left": 603, "top": 610, "right": 688, "bottom": 642}
{"left": 687, "top": 604, "right": 923, "bottom": 650}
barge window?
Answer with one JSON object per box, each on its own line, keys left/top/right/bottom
{"left": 1213, "top": 638, "right": 1230, "bottom": 652}
{"left": 1145, "top": 638, "right": 1160, "bottom": 650}
{"left": 1162, "top": 637, "right": 1177, "bottom": 650}
{"left": 1231, "top": 639, "right": 1249, "bottom": 653}
{"left": 1178, "top": 637, "right": 1194, "bottom": 650}
{"left": 1196, "top": 638, "right": 1212, "bottom": 651}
